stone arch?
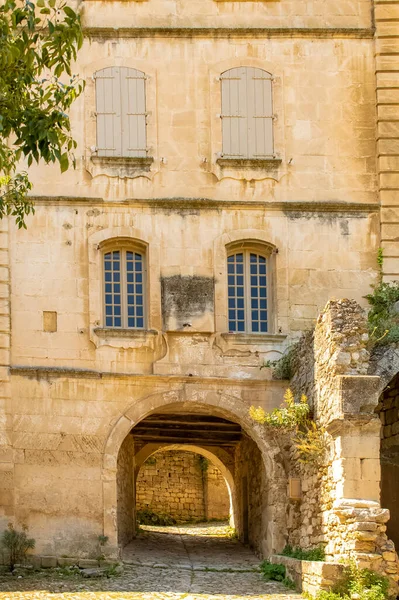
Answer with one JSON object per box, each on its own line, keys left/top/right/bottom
{"left": 134, "top": 443, "right": 236, "bottom": 527}
{"left": 369, "top": 346, "right": 399, "bottom": 395}
{"left": 102, "top": 387, "right": 287, "bottom": 557}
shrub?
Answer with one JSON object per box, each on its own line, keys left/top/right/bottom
{"left": 250, "top": 389, "right": 327, "bottom": 466}
{"left": 260, "top": 560, "right": 286, "bottom": 582}
{"left": 314, "top": 562, "right": 389, "bottom": 600}
{"left": 294, "top": 421, "right": 328, "bottom": 466}
{"left": 260, "top": 560, "right": 296, "bottom": 590}
{"left": 1, "top": 523, "right": 35, "bottom": 570}
{"left": 137, "top": 508, "right": 177, "bottom": 526}
{"left": 282, "top": 544, "right": 325, "bottom": 561}
{"left": 261, "top": 343, "right": 298, "bottom": 380}
{"left": 250, "top": 388, "right": 310, "bottom": 430}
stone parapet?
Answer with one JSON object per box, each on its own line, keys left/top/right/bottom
{"left": 270, "top": 555, "right": 344, "bottom": 596}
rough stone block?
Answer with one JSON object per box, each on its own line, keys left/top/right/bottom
{"left": 339, "top": 376, "right": 380, "bottom": 414}
{"left": 79, "top": 559, "right": 100, "bottom": 568}
{"left": 57, "top": 557, "right": 78, "bottom": 567}
{"left": 41, "top": 556, "right": 57, "bottom": 568}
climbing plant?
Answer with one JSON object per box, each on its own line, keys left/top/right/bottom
{"left": 365, "top": 281, "right": 399, "bottom": 346}
{"left": 261, "top": 343, "right": 298, "bottom": 380}
{"left": 250, "top": 389, "right": 327, "bottom": 466}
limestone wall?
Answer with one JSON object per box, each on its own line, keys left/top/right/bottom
{"left": 82, "top": 0, "right": 372, "bottom": 30}
{"left": 27, "top": 33, "right": 377, "bottom": 207}
{"left": 0, "top": 217, "right": 12, "bottom": 534}
{"left": 234, "top": 435, "right": 266, "bottom": 554}
{"left": 375, "top": 0, "right": 399, "bottom": 282}
{"left": 136, "top": 451, "right": 230, "bottom": 522}
{"left": 117, "top": 435, "right": 135, "bottom": 547}
{"left": 286, "top": 299, "right": 399, "bottom": 589}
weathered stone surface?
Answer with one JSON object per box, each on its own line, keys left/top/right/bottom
{"left": 78, "top": 559, "right": 99, "bottom": 568}
{"left": 81, "top": 567, "right": 107, "bottom": 578}
{"left": 40, "top": 556, "right": 57, "bottom": 568}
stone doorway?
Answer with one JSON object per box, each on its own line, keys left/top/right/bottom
{"left": 106, "top": 394, "right": 287, "bottom": 560}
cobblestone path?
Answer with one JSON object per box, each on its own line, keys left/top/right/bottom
{"left": 0, "top": 523, "right": 299, "bottom": 600}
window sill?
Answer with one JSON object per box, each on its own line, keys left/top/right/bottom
{"left": 94, "top": 327, "right": 158, "bottom": 339}
{"left": 221, "top": 333, "right": 287, "bottom": 345}
{"left": 92, "top": 327, "right": 163, "bottom": 351}
{"left": 216, "top": 157, "right": 282, "bottom": 170}
{"left": 91, "top": 156, "right": 154, "bottom": 171}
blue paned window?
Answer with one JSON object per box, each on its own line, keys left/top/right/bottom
{"left": 103, "top": 248, "right": 146, "bottom": 329}
{"left": 227, "top": 251, "right": 268, "bottom": 333}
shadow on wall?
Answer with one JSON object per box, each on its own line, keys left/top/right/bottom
{"left": 377, "top": 372, "right": 399, "bottom": 550}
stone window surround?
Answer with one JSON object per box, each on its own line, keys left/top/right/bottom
{"left": 209, "top": 58, "right": 285, "bottom": 182}
{"left": 101, "top": 238, "right": 148, "bottom": 330}
{"left": 88, "top": 227, "right": 284, "bottom": 348}
{"left": 214, "top": 229, "right": 282, "bottom": 336}
{"left": 88, "top": 227, "right": 162, "bottom": 348}
{"left": 226, "top": 241, "right": 274, "bottom": 334}
{"left": 82, "top": 58, "right": 159, "bottom": 180}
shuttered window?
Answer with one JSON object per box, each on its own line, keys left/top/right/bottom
{"left": 95, "top": 67, "right": 147, "bottom": 158}
{"left": 103, "top": 248, "right": 146, "bottom": 329}
{"left": 221, "top": 67, "right": 273, "bottom": 159}
{"left": 227, "top": 251, "right": 268, "bottom": 333}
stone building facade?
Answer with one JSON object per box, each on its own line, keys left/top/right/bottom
{"left": 0, "top": 0, "right": 399, "bottom": 592}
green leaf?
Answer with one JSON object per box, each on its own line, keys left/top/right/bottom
{"left": 0, "top": 0, "right": 84, "bottom": 228}
{"left": 59, "top": 152, "right": 69, "bottom": 173}
{"left": 63, "top": 6, "right": 76, "bottom": 18}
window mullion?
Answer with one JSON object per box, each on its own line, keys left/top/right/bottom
{"left": 121, "top": 250, "right": 127, "bottom": 328}
{"left": 143, "top": 259, "right": 147, "bottom": 329}
{"left": 244, "top": 251, "right": 250, "bottom": 334}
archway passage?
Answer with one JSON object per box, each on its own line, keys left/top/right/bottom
{"left": 113, "top": 400, "right": 282, "bottom": 564}
{"left": 377, "top": 373, "right": 399, "bottom": 548}
{"left": 136, "top": 449, "right": 231, "bottom": 524}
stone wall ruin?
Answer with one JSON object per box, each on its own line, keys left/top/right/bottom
{"left": 285, "top": 300, "right": 399, "bottom": 591}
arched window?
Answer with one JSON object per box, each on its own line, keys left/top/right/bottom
{"left": 95, "top": 67, "right": 147, "bottom": 158}
{"left": 103, "top": 243, "right": 146, "bottom": 329}
{"left": 227, "top": 247, "right": 270, "bottom": 333}
{"left": 220, "top": 67, "right": 273, "bottom": 159}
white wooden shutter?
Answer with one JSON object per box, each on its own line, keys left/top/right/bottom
{"left": 221, "top": 67, "right": 273, "bottom": 159}
{"left": 95, "top": 67, "right": 122, "bottom": 157}
{"left": 95, "top": 67, "right": 147, "bottom": 158}
{"left": 120, "top": 67, "right": 147, "bottom": 158}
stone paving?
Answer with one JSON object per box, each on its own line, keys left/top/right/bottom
{"left": 0, "top": 523, "right": 300, "bottom": 600}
